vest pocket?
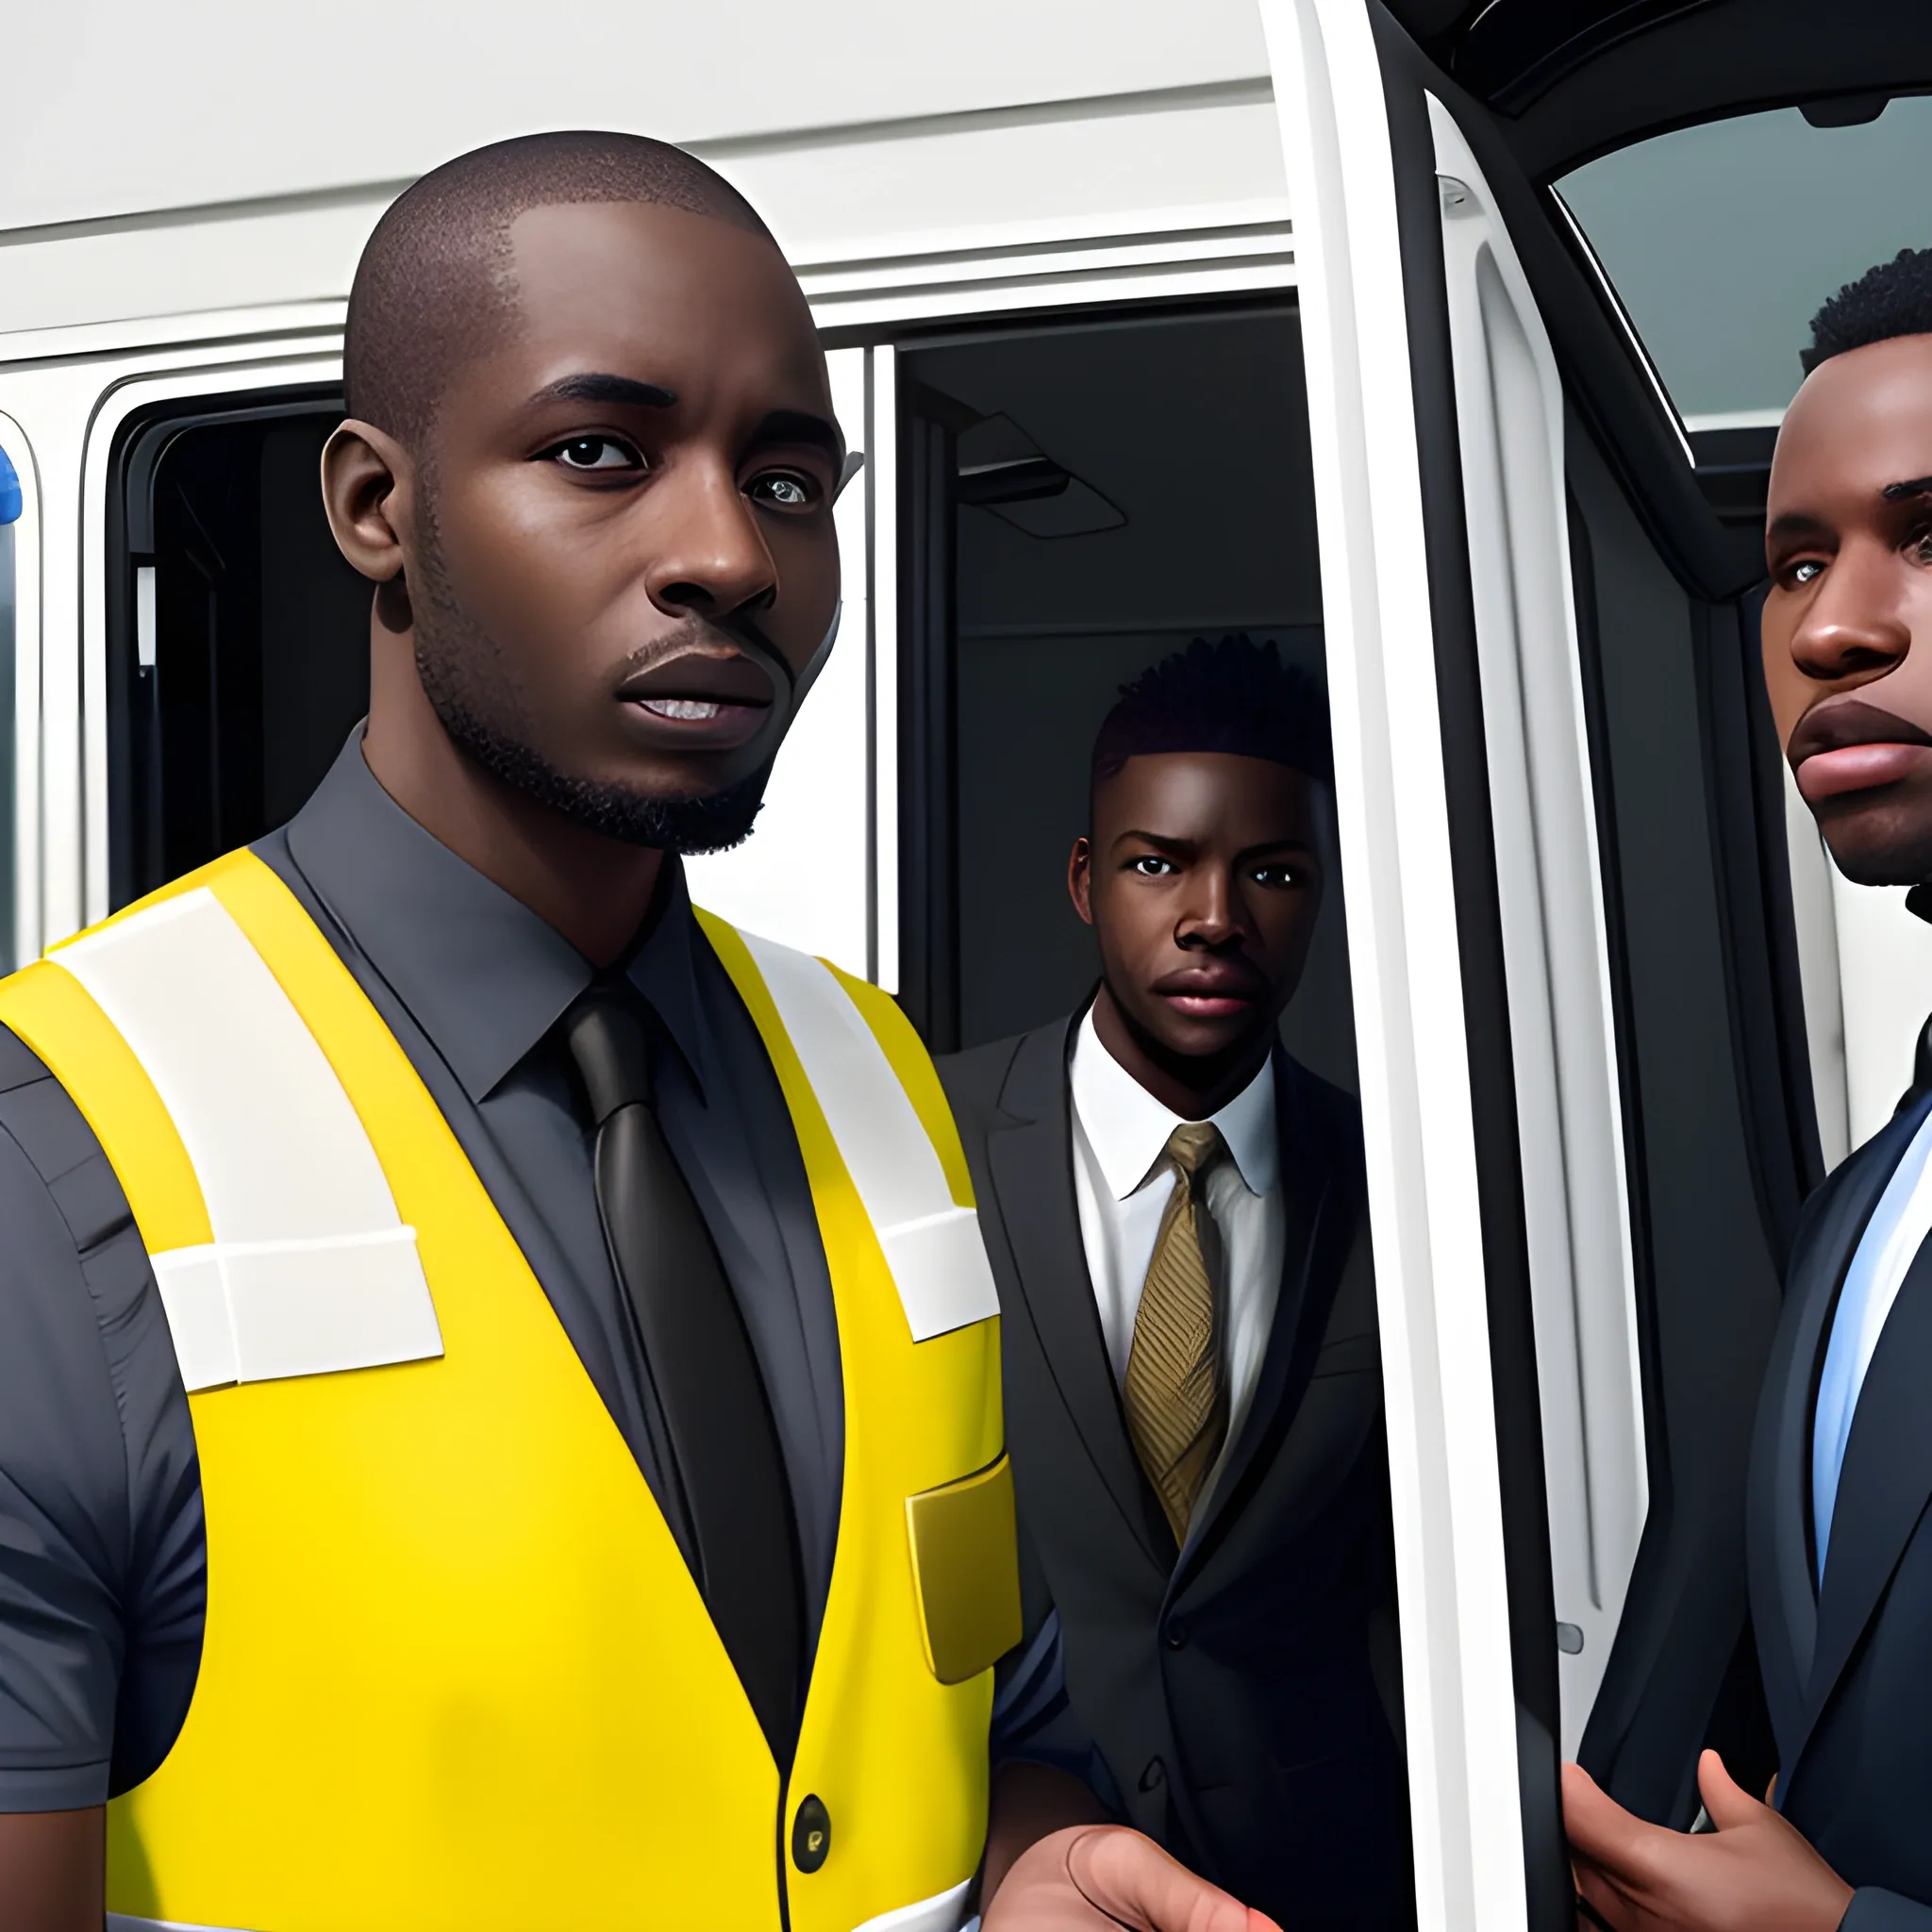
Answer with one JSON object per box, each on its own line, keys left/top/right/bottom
{"left": 905, "top": 1454, "right": 1022, "bottom": 1684}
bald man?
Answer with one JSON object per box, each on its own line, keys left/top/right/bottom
{"left": 0, "top": 136, "right": 1270, "bottom": 1932}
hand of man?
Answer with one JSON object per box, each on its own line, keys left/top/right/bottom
{"left": 1564, "top": 1750, "right": 1854, "bottom": 1932}
{"left": 981, "top": 1823, "right": 1280, "bottom": 1932}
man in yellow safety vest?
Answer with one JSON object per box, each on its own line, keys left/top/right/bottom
{"left": 0, "top": 133, "right": 1274, "bottom": 1932}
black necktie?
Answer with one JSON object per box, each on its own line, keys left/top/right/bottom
{"left": 560, "top": 984, "right": 804, "bottom": 1760}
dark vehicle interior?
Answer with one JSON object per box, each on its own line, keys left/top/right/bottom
{"left": 108, "top": 391, "right": 367, "bottom": 908}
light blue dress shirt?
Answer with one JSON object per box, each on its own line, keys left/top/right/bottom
{"left": 1813, "top": 1097, "right": 1932, "bottom": 1581}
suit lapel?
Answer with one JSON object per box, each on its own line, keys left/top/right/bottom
{"left": 987, "top": 1020, "right": 1170, "bottom": 1569}
{"left": 1176, "top": 1052, "right": 1339, "bottom": 1578}
{"left": 1797, "top": 1207, "right": 1932, "bottom": 1769}
{"left": 1748, "top": 1115, "right": 1913, "bottom": 1764}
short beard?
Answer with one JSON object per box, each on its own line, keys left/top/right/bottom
{"left": 408, "top": 513, "right": 772, "bottom": 855}
{"left": 431, "top": 692, "right": 771, "bottom": 852}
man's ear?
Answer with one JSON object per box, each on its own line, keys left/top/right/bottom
{"left": 321, "top": 419, "right": 413, "bottom": 585}
{"left": 1068, "top": 836, "right": 1095, "bottom": 927}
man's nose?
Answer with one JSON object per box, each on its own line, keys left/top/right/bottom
{"left": 1789, "top": 543, "right": 1912, "bottom": 685}
{"left": 642, "top": 458, "right": 778, "bottom": 624}
{"left": 1176, "top": 871, "right": 1241, "bottom": 948}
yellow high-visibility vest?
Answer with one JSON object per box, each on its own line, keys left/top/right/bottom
{"left": 0, "top": 848, "right": 1018, "bottom": 1932}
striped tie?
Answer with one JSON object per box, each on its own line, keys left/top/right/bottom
{"left": 1124, "top": 1122, "right": 1230, "bottom": 1546}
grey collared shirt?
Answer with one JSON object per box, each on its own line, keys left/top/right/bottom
{"left": 0, "top": 734, "right": 841, "bottom": 1808}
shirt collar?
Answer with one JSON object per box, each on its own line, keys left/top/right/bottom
{"left": 1068, "top": 1006, "right": 1278, "bottom": 1201}
{"left": 282, "top": 730, "right": 710, "bottom": 1105}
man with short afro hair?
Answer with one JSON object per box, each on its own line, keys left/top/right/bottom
{"left": 943, "top": 634, "right": 1409, "bottom": 1928}
{"left": 1802, "top": 244, "right": 1932, "bottom": 373}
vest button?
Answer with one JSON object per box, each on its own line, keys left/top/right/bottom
{"left": 1163, "top": 1618, "right": 1190, "bottom": 1650}
{"left": 791, "top": 1793, "right": 832, "bottom": 1874}
{"left": 1140, "top": 1756, "right": 1166, "bottom": 1791}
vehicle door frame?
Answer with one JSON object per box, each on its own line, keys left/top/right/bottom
{"left": 1255, "top": 4, "right": 1561, "bottom": 1924}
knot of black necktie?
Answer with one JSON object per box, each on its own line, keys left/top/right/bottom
{"left": 560, "top": 983, "right": 655, "bottom": 1125}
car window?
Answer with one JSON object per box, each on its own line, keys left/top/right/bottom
{"left": 1556, "top": 94, "right": 1932, "bottom": 427}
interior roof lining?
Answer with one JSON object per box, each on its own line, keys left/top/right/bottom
{"left": 1382, "top": 0, "right": 1932, "bottom": 183}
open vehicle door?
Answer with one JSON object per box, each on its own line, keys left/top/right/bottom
{"left": 1255, "top": 2, "right": 1932, "bottom": 1925}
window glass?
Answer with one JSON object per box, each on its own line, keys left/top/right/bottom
{"left": 1556, "top": 96, "right": 1932, "bottom": 425}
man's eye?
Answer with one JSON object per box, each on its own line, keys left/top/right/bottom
{"left": 547, "top": 436, "right": 643, "bottom": 472}
{"left": 1912, "top": 531, "right": 1932, "bottom": 566}
{"left": 1128, "top": 856, "right": 1175, "bottom": 877}
{"left": 1251, "top": 865, "right": 1301, "bottom": 889}
{"left": 1790, "top": 558, "right": 1824, "bottom": 585}
{"left": 749, "top": 472, "right": 817, "bottom": 508}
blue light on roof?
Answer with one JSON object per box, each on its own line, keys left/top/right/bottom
{"left": 0, "top": 444, "right": 20, "bottom": 526}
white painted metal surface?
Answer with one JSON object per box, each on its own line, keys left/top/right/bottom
{"left": 0, "top": 412, "right": 41, "bottom": 969}
{"left": 3, "top": 4, "right": 1272, "bottom": 233}
{"left": 869, "top": 343, "right": 901, "bottom": 994}
{"left": 1256, "top": 7, "right": 1524, "bottom": 1926}
{"left": 1431, "top": 98, "right": 1644, "bottom": 1763}
{"left": 1830, "top": 869, "right": 1932, "bottom": 1148}
{"left": 1786, "top": 765, "right": 1852, "bottom": 1170}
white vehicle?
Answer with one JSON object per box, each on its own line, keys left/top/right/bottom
{"left": 2, "top": 2, "right": 1929, "bottom": 1925}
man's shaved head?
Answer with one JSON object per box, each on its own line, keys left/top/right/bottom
{"left": 344, "top": 130, "right": 772, "bottom": 450}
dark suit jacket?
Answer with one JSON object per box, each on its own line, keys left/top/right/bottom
{"left": 1750, "top": 1095, "right": 1932, "bottom": 1930}
{"left": 941, "top": 1017, "right": 1409, "bottom": 1929}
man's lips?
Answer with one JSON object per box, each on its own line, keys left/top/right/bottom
{"left": 1790, "top": 698, "right": 1932, "bottom": 804}
{"left": 1153, "top": 967, "right": 1267, "bottom": 1021}
{"left": 616, "top": 648, "right": 774, "bottom": 752}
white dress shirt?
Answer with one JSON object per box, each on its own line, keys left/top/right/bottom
{"left": 1067, "top": 1008, "right": 1285, "bottom": 1514}
{"left": 1812, "top": 1099, "right": 1932, "bottom": 1578}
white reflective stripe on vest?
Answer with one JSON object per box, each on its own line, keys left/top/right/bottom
{"left": 108, "top": 1917, "right": 234, "bottom": 1930}
{"left": 52, "top": 888, "right": 441, "bottom": 1391}
{"left": 735, "top": 930, "right": 998, "bottom": 1342}
{"left": 853, "top": 1878, "right": 976, "bottom": 1932}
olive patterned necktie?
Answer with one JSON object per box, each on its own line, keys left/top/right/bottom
{"left": 1124, "top": 1121, "right": 1231, "bottom": 1547}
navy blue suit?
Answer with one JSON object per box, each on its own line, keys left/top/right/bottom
{"left": 1752, "top": 1093, "right": 1932, "bottom": 1927}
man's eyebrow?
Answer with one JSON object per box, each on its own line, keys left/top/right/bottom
{"left": 1883, "top": 475, "right": 1932, "bottom": 501}
{"left": 749, "top": 408, "right": 844, "bottom": 464}
{"left": 1767, "top": 509, "right": 1834, "bottom": 542}
{"left": 1113, "top": 830, "right": 1195, "bottom": 853}
{"left": 528, "top": 373, "right": 678, "bottom": 409}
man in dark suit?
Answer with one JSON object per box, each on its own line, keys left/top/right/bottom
{"left": 948, "top": 637, "right": 1410, "bottom": 1930}
{"left": 1565, "top": 251, "right": 1932, "bottom": 1930}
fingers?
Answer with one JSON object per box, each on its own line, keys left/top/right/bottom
{"left": 1695, "top": 1750, "right": 1763, "bottom": 1833}
{"left": 1560, "top": 1762, "right": 1661, "bottom": 1873}
{"left": 1574, "top": 1854, "right": 1639, "bottom": 1932}
{"left": 1066, "top": 1826, "right": 1256, "bottom": 1932}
